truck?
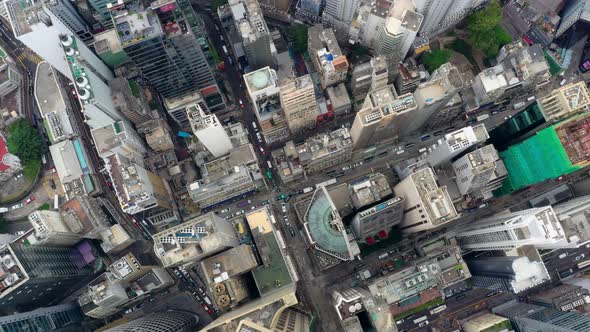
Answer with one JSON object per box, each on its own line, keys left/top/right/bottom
{"left": 430, "top": 305, "right": 447, "bottom": 314}
{"left": 302, "top": 187, "right": 314, "bottom": 193}
{"left": 413, "top": 316, "right": 428, "bottom": 324}
{"left": 222, "top": 45, "right": 228, "bottom": 55}
{"left": 514, "top": 101, "right": 526, "bottom": 109}
{"left": 378, "top": 253, "right": 389, "bottom": 260}
{"left": 477, "top": 114, "right": 490, "bottom": 122}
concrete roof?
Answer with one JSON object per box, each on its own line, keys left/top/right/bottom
{"left": 34, "top": 62, "right": 66, "bottom": 116}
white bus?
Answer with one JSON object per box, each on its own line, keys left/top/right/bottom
{"left": 430, "top": 305, "right": 447, "bottom": 315}
{"left": 413, "top": 316, "right": 427, "bottom": 324}
{"left": 577, "top": 259, "right": 590, "bottom": 270}
{"left": 477, "top": 114, "right": 490, "bottom": 122}
{"left": 267, "top": 161, "right": 273, "bottom": 169}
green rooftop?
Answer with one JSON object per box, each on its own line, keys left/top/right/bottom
{"left": 496, "top": 125, "right": 579, "bottom": 195}
{"left": 251, "top": 230, "right": 292, "bottom": 296}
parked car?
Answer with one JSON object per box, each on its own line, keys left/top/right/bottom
{"left": 25, "top": 196, "right": 35, "bottom": 204}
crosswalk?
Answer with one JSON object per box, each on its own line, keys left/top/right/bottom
{"left": 16, "top": 50, "right": 43, "bottom": 65}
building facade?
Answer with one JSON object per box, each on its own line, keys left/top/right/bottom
{"left": 351, "top": 196, "right": 405, "bottom": 242}
{"left": 280, "top": 74, "right": 318, "bottom": 133}
{"left": 452, "top": 144, "right": 507, "bottom": 200}
{"left": 102, "top": 311, "right": 199, "bottom": 332}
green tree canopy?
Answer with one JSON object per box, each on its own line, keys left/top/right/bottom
{"left": 6, "top": 119, "right": 45, "bottom": 164}
{"left": 466, "top": 0, "right": 512, "bottom": 58}
{"left": 421, "top": 49, "right": 452, "bottom": 72}
{"left": 290, "top": 24, "right": 308, "bottom": 52}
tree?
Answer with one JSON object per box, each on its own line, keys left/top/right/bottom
{"left": 351, "top": 44, "right": 369, "bottom": 58}
{"left": 421, "top": 49, "right": 452, "bottom": 72}
{"left": 466, "top": 0, "right": 512, "bottom": 58}
{"left": 6, "top": 119, "right": 45, "bottom": 164}
{"left": 289, "top": 24, "right": 308, "bottom": 52}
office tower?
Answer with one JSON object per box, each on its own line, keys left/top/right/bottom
{"left": 326, "top": 83, "right": 351, "bottom": 115}
{"left": 152, "top": 212, "right": 239, "bottom": 267}
{"left": 403, "top": 63, "right": 463, "bottom": 135}
{"left": 0, "top": 231, "right": 101, "bottom": 307}
{"left": 415, "top": 0, "right": 486, "bottom": 37}
{"left": 456, "top": 206, "right": 575, "bottom": 251}
{"left": 272, "top": 127, "right": 352, "bottom": 183}
{"left": 303, "top": 186, "right": 360, "bottom": 262}
{"left": 0, "top": 303, "right": 86, "bottom": 332}
{"left": 0, "top": 133, "right": 22, "bottom": 185}
{"left": 556, "top": 0, "right": 590, "bottom": 37}
{"left": 163, "top": 91, "right": 207, "bottom": 129}
{"left": 348, "top": 173, "right": 392, "bottom": 209}
{"left": 110, "top": 77, "right": 155, "bottom": 126}
{"left": 538, "top": 81, "right": 590, "bottom": 121}
{"left": 87, "top": 0, "right": 114, "bottom": 29}
{"left": 91, "top": 120, "right": 146, "bottom": 160}
{"left": 79, "top": 253, "right": 173, "bottom": 318}
{"left": 323, "top": 0, "right": 360, "bottom": 24}
{"left": 94, "top": 29, "right": 130, "bottom": 69}
{"left": 299, "top": 0, "right": 321, "bottom": 16}
{"left": 466, "top": 255, "right": 549, "bottom": 294}
{"left": 280, "top": 74, "right": 318, "bottom": 133}
{"left": 308, "top": 26, "right": 349, "bottom": 89}
{"left": 494, "top": 299, "right": 590, "bottom": 331}
{"left": 103, "top": 311, "right": 199, "bottom": 332}
{"left": 350, "top": 85, "right": 417, "bottom": 150}
{"left": 553, "top": 196, "right": 590, "bottom": 247}
{"left": 462, "top": 313, "right": 514, "bottom": 332}
{"left": 229, "top": 0, "right": 277, "bottom": 69}
{"left": 108, "top": 0, "right": 224, "bottom": 111}
{"left": 528, "top": 284, "right": 590, "bottom": 312}
{"left": 452, "top": 144, "right": 507, "bottom": 200}
{"left": 103, "top": 152, "right": 172, "bottom": 215}
{"left": 244, "top": 67, "right": 289, "bottom": 144}
{"left": 497, "top": 113, "right": 590, "bottom": 195}
{"left": 99, "top": 224, "right": 135, "bottom": 254}
{"left": 7, "top": 2, "right": 112, "bottom": 82}
{"left": 426, "top": 124, "right": 489, "bottom": 167}
{"left": 373, "top": 0, "right": 422, "bottom": 63}
{"left": 350, "top": 61, "right": 373, "bottom": 100}
{"left": 187, "top": 103, "right": 232, "bottom": 158}
{"left": 61, "top": 33, "right": 124, "bottom": 130}
{"left": 0, "top": 55, "right": 21, "bottom": 98}
{"left": 351, "top": 197, "right": 404, "bottom": 242}
{"left": 393, "top": 167, "right": 458, "bottom": 233}
{"left": 370, "top": 57, "right": 389, "bottom": 90}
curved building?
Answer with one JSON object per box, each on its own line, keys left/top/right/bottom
{"left": 103, "top": 311, "right": 198, "bottom": 332}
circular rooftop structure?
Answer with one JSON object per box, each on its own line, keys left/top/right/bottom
{"left": 305, "top": 190, "right": 348, "bottom": 254}
{"left": 250, "top": 70, "right": 270, "bottom": 89}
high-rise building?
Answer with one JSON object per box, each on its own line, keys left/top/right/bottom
{"left": 462, "top": 313, "right": 514, "bottom": 332}
{"left": 538, "top": 81, "right": 590, "bottom": 121}
{"left": 373, "top": 0, "right": 422, "bottom": 63}
{"left": 426, "top": 124, "right": 489, "bottom": 167}
{"left": 103, "top": 152, "right": 172, "bottom": 215}
{"left": 326, "top": 83, "right": 352, "bottom": 115}
{"left": 456, "top": 206, "right": 576, "bottom": 251}
{"left": 102, "top": 311, "right": 199, "bottom": 332}
{"left": 466, "top": 255, "right": 550, "bottom": 294}
{"left": 152, "top": 212, "right": 239, "bottom": 267}
{"left": 348, "top": 172, "right": 392, "bottom": 209}
{"left": 403, "top": 63, "right": 463, "bottom": 135}
{"left": 299, "top": 0, "right": 321, "bottom": 16}
{"left": 188, "top": 103, "right": 232, "bottom": 158}
{"left": 108, "top": 0, "right": 224, "bottom": 111}
{"left": 493, "top": 299, "right": 590, "bottom": 331}
{"left": 163, "top": 91, "right": 208, "bottom": 129}
{"left": 28, "top": 197, "right": 109, "bottom": 246}
{"left": 60, "top": 34, "right": 124, "bottom": 130}
{"left": 393, "top": 167, "right": 458, "bottom": 233}
{"left": 308, "top": 26, "right": 349, "bottom": 89}
{"left": 272, "top": 127, "right": 353, "bottom": 183}
{"left": 87, "top": 0, "right": 114, "bottom": 29}
{"left": 553, "top": 196, "right": 590, "bottom": 247}
{"left": 110, "top": 77, "right": 155, "bottom": 126}
{"left": 350, "top": 85, "right": 417, "bottom": 150}
{"left": 0, "top": 231, "right": 101, "bottom": 307}
{"left": 394, "top": 59, "right": 430, "bottom": 95}
{"left": 323, "top": 0, "right": 360, "bottom": 24}
{"left": 555, "top": 0, "right": 590, "bottom": 37}
{"left": 137, "top": 118, "right": 175, "bottom": 152}
{"left": 229, "top": 0, "right": 277, "bottom": 69}
{"left": 91, "top": 120, "right": 146, "bottom": 160}
{"left": 452, "top": 144, "right": 507, "bottom": 200}
{"left": 0, "top": 55, "right": 21, "bottom": 98}
{"left": 49, "top": 138, "right": 97, "bottom": 199}
{"left": 244, "top": 67, "right": 289, "bottom": 144}
{"left": 351, "top": 197, "right": 405, "bottom": 242}
{"left": 528, "top": 284, "right": 590, "bottom": 312}
{"left": 350, "top": 61, "right": 374, "bottom": 100}
{"left": 94, "top": 29, "right": 130, "bottom": 69}
{"left": 0, "top": 303, "right": 86, "bottom": 332}
{"left": 497, "top": 113, "right": 590, "bottom": 194}
{"left": 7, "top": 2, "right": 112, "bottom": 83}
{"left": 416, "top": 0, "right": 486, "bottom": 37}
{"left": 279, "top": 74, "right": 318, "bottom": 133}
{"left": 303, "top": 186, "right": 360, "bottom": 262}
